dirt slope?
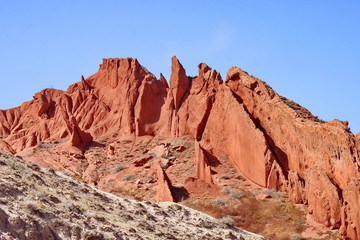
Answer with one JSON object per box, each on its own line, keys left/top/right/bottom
{"left": 0, "top": 151, "right": 267, "bottom": 240}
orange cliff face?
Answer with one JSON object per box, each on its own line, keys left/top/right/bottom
{"left": 224, "top": 67, "right": 360, "bottom": 238}
{"left": 0, "top": 57, "right": 359, "bottom": 239}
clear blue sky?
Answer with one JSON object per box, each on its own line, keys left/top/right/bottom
{"left": 1, "top": 1, "right": 359, "bottom": 134}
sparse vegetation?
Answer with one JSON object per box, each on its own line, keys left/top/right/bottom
{"left": 229, "top": 190, "right": 245, "bottom": 199}
{"left": 123, "top": 174, "right": 136, "bottom": 181}
{"left": 220, "top": 216, "right": 236, "bottom": 227}
{"left": 290, "top": 234, "right": 304, "bottom": 240}
{"left": 280, "top": 96, "right": 320, "bottom": 121}
{"left": 197, "top": 219, "right": 215, "bottom": 229}
{"left": 0, "top": 152, "right": 266, "bottom": 240}
{"left": 110, "top": 164, "right": 128, "bottom": 173}
{"left": 222, "top": 187, "right": 244, "bottom": 199}
{"left": 212, "top": 198, "right": 226, "bottom": 206}
{"left": 314, "top": 117, "right": 326, "bottom": 123}
{"left": 282, "top": 97, "right": 302, "bottom": 110}
{"left": 182, "top": 191, "right": 315, "bottom": 240}
{"left": 221, "top": 174, "right": 232, "bottom": 180}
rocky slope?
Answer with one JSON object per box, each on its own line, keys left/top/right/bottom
{"left": 0, "top": 57, "right": 359, "bottom": 239}
{"left": 0, "top": 151, "right": 266, "bottom": 240}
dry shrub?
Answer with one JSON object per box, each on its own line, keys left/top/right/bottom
{"left": 183, "top": 195, "right": 307, "bottom": 240}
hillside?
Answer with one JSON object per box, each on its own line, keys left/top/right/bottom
{"left": 0, "top": 151, "right": 267, "bottom": 240}
{"left": 0, "top": 57, "right": 358, "bottom": 239}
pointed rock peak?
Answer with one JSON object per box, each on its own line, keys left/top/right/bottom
{"left": 171, "top": 56, "right": 182, "bottom": 68}
{"left": 155, "top": 164, "right": 174, "bottom": 202}
{"left": 159, "top": 73, "right": 166, "bottom": 81}
{"left": 170, "top": 56, "right": 189, "bottom": 111}
{"left": 35, "top": 91, "right": 53, "bottom": 117}
{"left": 226, "top": 66, "right": 248, "bottom": 82}
{"left": 131, "top": 58, "right": 141, "bottom": 71}
{"left": 198, "top": 63, "right": 211, "bottom": 76}
{"left": 143, "top": 73, "right": 156, "bottom": 82}
{"left": 198, "top": 63, "right": 223, "bottom": 83}
{"left": 81, "top": 75, "right": 92, "bottom": 90}
{"left": 170, "top": 56, "right": 187, "bottom": 87}
{"left": 69, "top": 116, "right": 93, "bottom": 147}
{"left": 131, "top": 58, "right": 151, "bottom": 77}
{"left": 159, "top": 73, "right": 169, "bottom": 88}
{"left": 214, "top": 71, "right": 223, "bottom": 82}
{"left": 226, "top": 65, "right": 278, "bottom": 101}
{"left": 195, "top": 141, "right": 213, "bottom": 184}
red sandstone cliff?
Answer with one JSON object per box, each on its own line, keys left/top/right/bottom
{"left": 0, "top": 57, "right": 359, "bottom": 239}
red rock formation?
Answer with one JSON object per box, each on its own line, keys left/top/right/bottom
{"left": 0, "top": 57, "right": 359, "bottom": 239}
{"left": 155, "top": 164, "right": 174, "bottom": 202}
{"left": 173, "top": 62, "right": 221, "bottom": 140}
{"left": 68, "top": 116, "right": 93, "bottom": 148}
{"left": 133, "top": 155, "right": 153, "bottom": 167}
{"left": 108, "top": 145, "right": 115, "bottom": 156}
{"left": 224, "top": 67, "right": 360, "bottom": 239}
{"left": 200, "top": 84, "right": 274, "bottom": 187}
{"left": 169, "top": 56, "right": 189, "bottom": 112}
{"left": 195, "top": 141, "right": 212, "bottom": 184}
{"left": 0, "top": 140, "right": 15, "bottom": 154}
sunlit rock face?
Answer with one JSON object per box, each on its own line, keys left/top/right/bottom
{"left": 0, "top": 57, "right": 359, "bottom": 239}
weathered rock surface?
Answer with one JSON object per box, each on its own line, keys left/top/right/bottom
{"left": 155, "top": 164, "right": 174, "bottom": 202}
{"left": 0, "top": 152, "right": 267, "bottom": 240}
{"left": 169, "top": 56, "right": 189, "bottom": 112}
{"left": 0, "top": 57, "right": 359, "bottom": 239}
{"left": 195, "top": 140, "right": 213, "bottom": 184}
{"left": 224, "top": 67, "right": 360, "bottom": 239}
{"left": 68, "top": 116, "right": 93, "bottom": 148}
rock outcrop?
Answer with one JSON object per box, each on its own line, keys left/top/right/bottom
{"left": 195, "top": 141, "right": 213, "bottom": 184}
{"left": 155, "top": 164, "right": 174, "bottom": 202}
{"left": 68, "top": 116, "right": 93, "bottom": 148}
{"left": 224, "top": 67, "right": 360, "bottom": 239}
{"left": 0, "top": 57, "right": 359, "bottom": 239}
{"left": 169, "top": 56, "right": 189, "bottom": 112}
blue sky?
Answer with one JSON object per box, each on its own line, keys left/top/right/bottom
{"left": 1, "top": 1, "right": 359, "bottom": 134}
